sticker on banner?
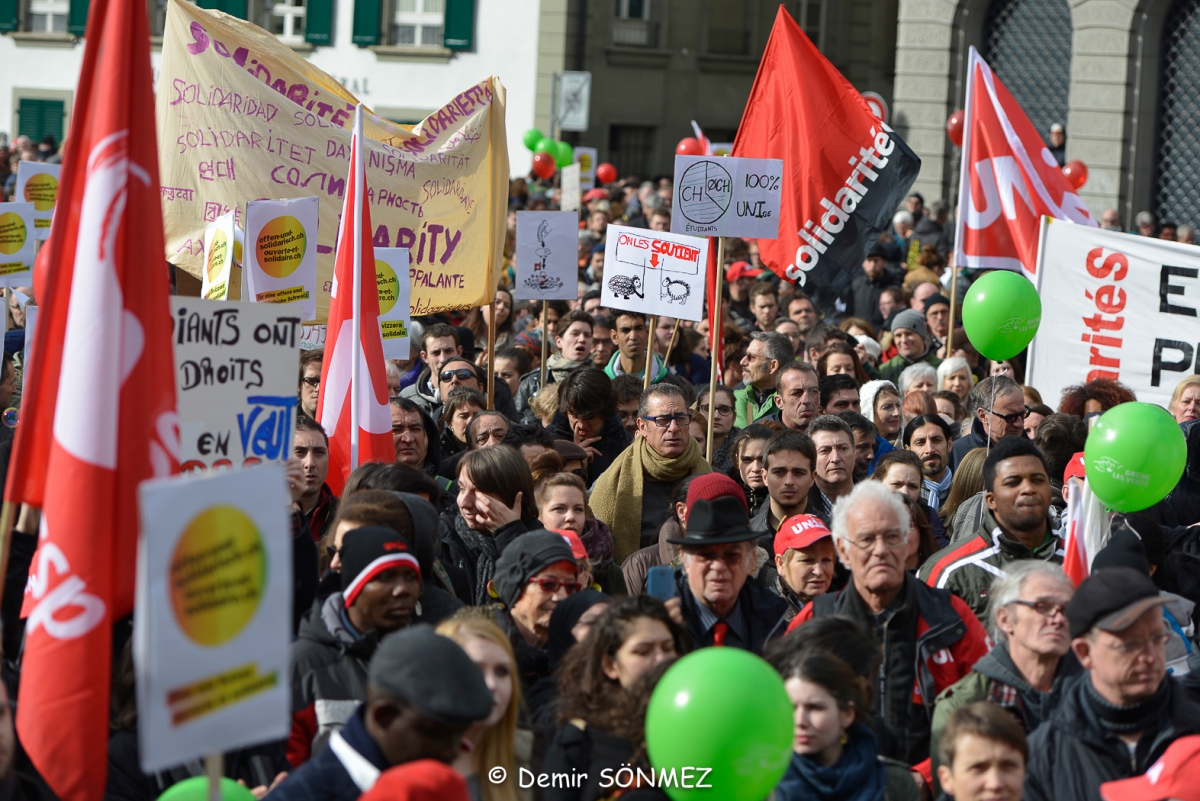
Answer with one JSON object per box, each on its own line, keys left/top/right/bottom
{"left": 0, "top": 203, "right": 35, "bottom": 286}
{"left": 202, "top": 211, "right": 236, "bottom": 300}
{"left": 375, "top": 247, "right": 412, "bottom": 360}
{"left": 574, "top": 146, "right": 598, "bottom": 190}
{"left": 515, "top": 212, "right": 578, "bottom": 301}
{"left": 245, "top": 197, "right": 318, "bottom": 321}
{"left": 600, "top": 224, "right": 708, "bottom": 322}
{"left": 671, "top": 155, "right": 783, "bottom": 239}
{"left": 15, "top": 162, "right": 60, "bottom": 240}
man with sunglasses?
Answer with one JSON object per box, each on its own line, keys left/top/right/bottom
{"left": 921, "top": 437, "right": 1061, "bottom": 618}
{"left": 951, "top": 374, "right": 1027, "bottom": 469}
{"left": 1025, "top": 567, "right": 1200, "bottom": 801}
{"left": 788, "top": 481, "right": 990, "bottom": 768}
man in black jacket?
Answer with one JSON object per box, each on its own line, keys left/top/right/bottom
{"left": 851, "top": 242, "right": 906, "bottom": 329}
{"left": 1025, "top": 567, "right": 1200, "bottom": 801}
{"left": 951, "top": 374, "right": 1027, "bottom": 469}
{"left": 549, "top": 367, "right": 631, "bottom": 486}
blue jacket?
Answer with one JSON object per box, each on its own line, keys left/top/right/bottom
{"left": 268, "top": 706, "right": 387, "bottom": 801}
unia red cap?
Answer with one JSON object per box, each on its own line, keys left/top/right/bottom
{"left": 774, "top": 514, "right": 833, "bottom": 556}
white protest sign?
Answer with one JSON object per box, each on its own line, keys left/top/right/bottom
{"left": 574, "top": 146, "right": 598, "bottom": 190}
{"left": 600, "top": 224, "right": 708, "bottom": 322}
{"left": 561, "top": 163, "right": 581, "bottom": 213}
{"left": 299, "top": 324, "right": 326, "bottom": 351}
{"left": 15, "top": 162, "right": 60, "bottom": 241}
{"left": 202, "top": 211, "right": 236, "bottom": 300}
{"left": 375, "top": 247, "right": 412, "bottom": 360}
{"left": 135, "top": 462, "right": 290, "bottom": 772}
{"left": 0, "top": 203, "right": 35, "bottom": 287}
{"left": 515, "top": 211, "right": 579, "bottom": 301}
{"left": 671, "top": 155, "right": 783, "bottom": 239}
{"left": 245, "top": 197, "right": 319, "bottom": 321}
{"left": 170, "top": 297, "right": 302, "bottom": 473}
{"left": 1028, "top": 218, "right": 1200, "bottom": 410}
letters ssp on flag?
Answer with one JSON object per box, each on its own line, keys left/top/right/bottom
{"left": 156, "top": 0, "right": 508, "bottom": 322}
{"left": 1027, "top": 217, "right": 1200, "bottom": 409}
{"left": 954, "top": 46, "right": 1095, "bottom": 278}
{"left": 732, "top": 6, "right": 920, "bottom": 303}
{"left": 5, "top": 0, "right": 179, "bottom": 795}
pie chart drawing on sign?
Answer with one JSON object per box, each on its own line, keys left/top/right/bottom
{"left": 678, "top": 160, "right": 732, "bottom": 225}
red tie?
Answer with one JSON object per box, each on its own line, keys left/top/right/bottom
{"left": 712, "top": 621, "right": 729, "bottom": 647}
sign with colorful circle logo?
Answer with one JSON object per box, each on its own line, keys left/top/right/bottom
{"left": 375, "top": 247, "right": 412, "bottom": 359}
{"left": 245, "top": 197, "right": 318, "bottom": 321}
{"left": 15, "top": 162, "right": 60, "bottom": 240}
{"left": 0, "top": 203, "right": 35, "bottom": 285}
{"left": 202, "top": 210, "right": 236, "bottom": 300}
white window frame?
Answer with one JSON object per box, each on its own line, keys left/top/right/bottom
{"left": 27, "top": 0, "right": 67, "bottom": 33}
{"left": 391, "top": 0, "right": 443, "bottom": 48}
{"left": 265, "top": 0, "right": 305, "bottom": 44}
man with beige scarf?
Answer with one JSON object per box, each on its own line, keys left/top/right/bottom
{"left": 589, "top": 384, "right": 711, "bottom": 562}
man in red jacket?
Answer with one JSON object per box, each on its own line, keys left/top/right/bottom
{"left": 788, "top": 480, "right": 990, "bottom": 769}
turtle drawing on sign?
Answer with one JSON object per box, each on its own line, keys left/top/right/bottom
{"left": 607, "top": 273, "right": 644, "bottom": 300}
{"left": 523, "top": 219, "right": 564, "bottom": 294}
{"left": 661, "top": 276, "right": 690, "bottom": 305}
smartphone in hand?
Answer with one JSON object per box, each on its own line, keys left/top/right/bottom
{"left": 646, "top": 564, "right": 676, "bottom": 601}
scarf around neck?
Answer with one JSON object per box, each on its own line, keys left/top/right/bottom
{"left": 923, "top": 468, "right": 954, "bottom": 509}
{"left": 454, "top": 512, "right": 501, "bottom": 606}
{"left": 588, "top": 434, "right": 711, "bottom": 563}
{"left": 1081, "top": 673, "right": 1171, "bottom": 736}
{"left": 776, "top": 723, "right": 885, "bottom": 801}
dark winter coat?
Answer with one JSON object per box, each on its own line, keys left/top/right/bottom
{"left": 104, "top": 730, "right": 288, "bottom": 801}
{"left": 436, "top": 511, "right": 531, "bottom": 605}
{"left": 270, "top": 706, "right": 389, "bottom": 801}
{"left": 551, "top": 411, "right": 631, "bottom": 487}
{"left": 851, "top": 265, "right": 906, "bottom": 329}
{"left": 673, "top": 567, "right": 789, "bottom": 655}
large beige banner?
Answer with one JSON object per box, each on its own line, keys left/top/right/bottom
{"left": 156, "top": 0, "right": 508, "bottom": 322}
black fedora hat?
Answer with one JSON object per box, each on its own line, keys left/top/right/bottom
{"left": 667, "top": 496, "right": 767, "bottom": 547}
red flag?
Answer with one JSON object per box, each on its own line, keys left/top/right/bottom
{"left": 733, "top": 7, "right": 920, "bottom": 303}
{"left": 4, "top": 0, "right": 179, "bottom": 795}
{"left": 954, "top": 47, "right": 1095, "bottom": 278}
{"left": 317, "top": 106, "right": 394, "bottom": 494}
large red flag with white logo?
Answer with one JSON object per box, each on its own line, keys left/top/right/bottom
{"left": 317, "top": 106, "right": 394, "bottom": 494}
{"left": 955, "top": 46, "right": 1096, "bottom": 277}
{"left": 3, "top": 0, "right": 179, "bottom": 795}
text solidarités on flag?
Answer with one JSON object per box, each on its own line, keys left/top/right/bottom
{"left": 732, "top": 6, "right": 920, "bottom": 304}
{"left": 954, "top": 47, "right": 1095, "bottom": 277}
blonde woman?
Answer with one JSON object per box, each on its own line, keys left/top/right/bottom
{"left": 437, "top": 614, "right": 529, "bottom": 801}
{"left": 1170, "top": 374, "right": 1200, "bottom": 424}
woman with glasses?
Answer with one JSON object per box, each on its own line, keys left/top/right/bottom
{"left": 696, "top": 384, "right": 737, "bottom": 473}
{"left": 929, "top": 562, "right": 1077, "bottom": 796}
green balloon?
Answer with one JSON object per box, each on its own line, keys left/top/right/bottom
{"left": 961, "top": 270, "right": 1042, "bottom": 362}
{"left": 1084, "top": 402, "right": 1186, "bottom": 513}
{"left": 645, "top": 649, "right": 793, "bottom": 801}
{"left": 157, "top": 777, "right": 258, "bottom": 801}
{"left": 554, "top": 140, "right": 575, "bottom": 168}
{"left": 523, "top": 128, "right": 545, "bottom": 152}
{"left": 533, "top": 138, "right": 556, "bottom": 155}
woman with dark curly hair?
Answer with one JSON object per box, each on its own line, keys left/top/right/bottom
{"left": 1057, "top": 378, "right": 1137, "bottom": 420}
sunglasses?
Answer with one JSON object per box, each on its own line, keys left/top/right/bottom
{"left": 527, "top": 577, "right": 583, "bottom": 595}
{"left": 987, "top": 406, "right": 1031, "bottom": 426}
{"left": 301, "top": 376, "right": 320, "bottom": 388}
{"left": 440, "top": 368, "right": 476, "bottom": 382}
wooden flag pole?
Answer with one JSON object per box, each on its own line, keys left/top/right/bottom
{"left": 661, "top": 318, "right": 682, "bottom": 368}
{"left": 205, "top": 752, "right": 224, "bottom": 801}
{"left": 0, "top": 501, "right": 16, "bottom": 604}
{"left": 539, "top": 304, "right": 549, "bottom": 389}
{"left": 486, "top": 297, "right": 496, "bottom": 411}
{"left": 644, "top": 315, "right": 657, "bottom": 391}
{"left": 705, "top": 238, "right": 725, "bottom": 463}
{"left": 947, "top": 260, "right": 959, "bottom": 355}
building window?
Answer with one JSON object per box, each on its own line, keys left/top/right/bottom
{"left": 798, "top": 0, "right": 823, "bottom": 47}
{"left": 27, "top": 0, "right": 67, "bottom": 32}
{"left": 391, "top": 0, "right": 443, "bottom": 46}
{"left": 609, "top": 125, "right": 655, "bottom": 180}
{"left": 17, "top": 98, "right": 65, "bottom": 143}
{"left": 613, "top": 0, "right": 656, "bottom": 47}
{"left": 1155, "top": 0, "right": 1200, "bottom": 228}
{"left": 707, "top": 0, "right": 750, "bottom": 56}
{"left": 981, "top": 0, "right": 1072, "bottom": 142}
{"left": 264, "top": 0, "right": 305, "bottom": 42}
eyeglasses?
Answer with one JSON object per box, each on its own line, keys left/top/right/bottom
{"left": 1010, "top": 599, "right": 1067, "bottom": 619}
{"left": 1104, "top": 632, "right": 1170, "bottom": 656}
{"left": 527, "top": 577, "right": 583, "bottom": 595}
{"left": 440, "top": 368, "right": 476, "bottom": 382}
{"left": 301, "top": 377, "right": 320, "bottom": 388}
{"left": 687, "top": 547, "right": 750, "bottom": 566}
{"left": 699, "top": 404, "right": 733, "bottom": 418}
{"left": 641, "top": 413, "right": 692, "bottom": 428}
{"left": 987, "top": 406, "right": 1031, "bottom": 426}
{"left": 847, "top": 532, "right": 907, "bottom": 551}
{"left": 325, "top": 545, "right": 340, "bottom": 559}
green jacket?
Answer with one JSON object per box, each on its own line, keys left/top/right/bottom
{"left": 918, "top": 505, "right": 1063, "bottom": 619}
{"left": 879, "top": 349, "right": 941, "bottom": 384}
{"left": 733, "top": 384, "right": 777, "bottom": 428}
{"left": 605, "top": 351, "right": 668, "bottom": 383}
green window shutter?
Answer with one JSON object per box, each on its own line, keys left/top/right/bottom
{"left": 222, "top": 0, "right": 246, "bottom": 18}
{"left": 305, "top": 0, "right": 332, "bottom": 44}
{"left": 443, "top": 0, "right": 473, "bottom": 50}
{"left": 351, "top": 0, "right": 379, "bottom": 46}
{"left": 67, "top": 0, "right": 88, "bottom": 35}
{"left": 0, "top": 0, "right": 17, "bottom": 33}
{"left": 17, "top": 99, "right": 65, "bottom": 142}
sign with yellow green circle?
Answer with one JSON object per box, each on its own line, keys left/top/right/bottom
{"left": 206, "top": 230, "right": 229, "bottom": 282}
{"left": 254, "top": 215, "right": 306, "bottom": 279}
{"left": 577, "top": 151, "right": 593, "bottom": 172}
{"left": 170, "top": 505, "right": 265, "bottom": 647}
{"left": 23, "top": 173, "right": 58, "bottom": 211}
{"left": 0, "top": 213, "right": 27, "bottom": 255}
{"left": 375, "top": 259, "right": 399, "bottom": 315}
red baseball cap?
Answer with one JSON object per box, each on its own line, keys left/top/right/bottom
{"left": 1063, "top": 451, "right": 1086, "bottom": 484}
{"left": 553, "top": 529, "right": 588, "bottom": 560}
{"left": 584, "top": 188, "right": 608, "bottom": 202}
{"left": 774, "top": 514, "right": 833, "bottom": 556}
{"left": 686, "top": 473, "right": 748, "bottom": 518}
{"left": 726, "top": 261, "right": 763, "bottom": 282}
{"left": 1100, "top": 735, "right": 1200, "bottom": 801}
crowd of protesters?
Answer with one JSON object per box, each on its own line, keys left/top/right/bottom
{"left": 1, "top": 156, "right": 1199, "bottom": 800}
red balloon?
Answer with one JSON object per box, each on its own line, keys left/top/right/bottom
{"left": 1062, "top": 160, "right": 1088, "bottom": 190}
{"left": 596, "top": 162, "right": 618, "bottom": 185}
{"left": 946, "top": 110, "right": 965, "bottom": 147}
{"left": 676, "top": 137, "right": 706, "bottom": 156}
{"left": 532, "top": 151, "right": 557, "bottom": 180}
